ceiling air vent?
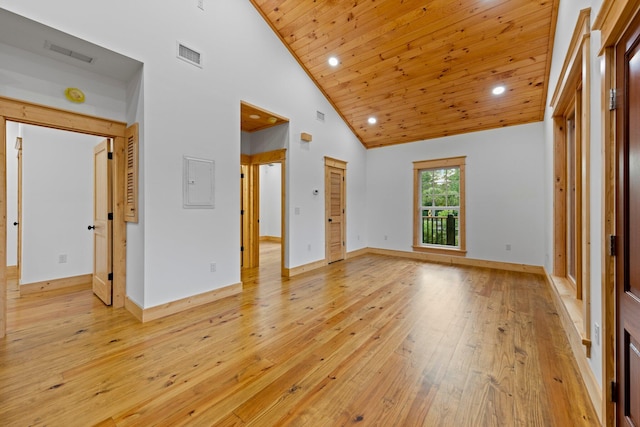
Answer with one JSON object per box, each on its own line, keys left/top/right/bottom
{"left": 44, "top": 41, "right": 94, "bottom": 64}
{"left": 177, "top": 42, "right": 202, "bottom": 68}
{"left": 316, "top": 111, "right": 325, "bottom": 122}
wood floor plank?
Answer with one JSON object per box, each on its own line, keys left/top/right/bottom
{"left": 0, "top": 243, "right": 599, "bottom": 426}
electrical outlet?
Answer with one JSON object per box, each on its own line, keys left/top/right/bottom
{"left": 210, "top": 262, "right": 216, "bottom": 272}
{"left": 506, "top": 244, "right": 512, "bottom": 251}
{"left": 594, "top": 323, "right": 600, "bottom": 345}
{"left": 307, "top": 244, "right": 311, "bottom": 251}
{"left": 58, "top": 254, "right": 67, "bottom": 264}
{"left": 384, "top": 235, "right": 388, "bottom": 241}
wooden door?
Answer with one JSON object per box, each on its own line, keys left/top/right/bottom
{"left": 241, "top": 164, "right": 249, "bottom": 268}
{"left": 616, "top": 13, "right": 640, "bottom": 425}
{"left": 325, "top": 159, "right": 346, "bottom": 264}
{"left": 16, "top": 137, "right": 22, "bottom": 281}
{"left": 92, "top": 139, "right": 112, "bottom": 305}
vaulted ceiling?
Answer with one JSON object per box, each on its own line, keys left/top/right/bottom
{"left": 250, "top": 0, "right": 559, "bottom": 149}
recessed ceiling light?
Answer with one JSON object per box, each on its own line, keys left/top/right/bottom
{"left": 328, "top": 56, "right": 339, "bottom": 67}
{"left": 368, "top": 117, "right": 377, "bottom": 125}
{"left": 492, "top": 86, "right": 506, "bottom": 95}
{"left": 249, "top": 114, "right": 261, "bottom": 119}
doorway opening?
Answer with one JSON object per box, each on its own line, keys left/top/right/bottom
{"left": 0, "top": 96, "right": 129, "bottom": 338}
{"left": 6, "top": 122, "right": 105, "bottom": 298}
{"left": 240, "top": 101, "right": 288, "bottom": 276}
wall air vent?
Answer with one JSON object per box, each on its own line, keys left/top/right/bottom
{"left": 316, "top": 111, "right": 325, "bottom": 122}
{"left": 177, "top": 42, "right": 202, "bottom": 68}
{"left": 44, "top": 41, "right": 94, "bottom": 64}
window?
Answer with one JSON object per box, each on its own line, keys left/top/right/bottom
{"left": 549, "top": 8, "right": 591, "bottom": 355}
{"left": 413, "top": 156, "right": 466, "bottom": 255}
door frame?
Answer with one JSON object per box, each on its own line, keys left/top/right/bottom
{"left": 0, "top": 95, "right": 128, "bottom": 338}
{"left": 240, "top": 149, "right": 286, "bottom": 275}
{"left": 594, "top": 2, "right": 640, "bottom": 425}
{"left": 324, "top": 156, "right": 346, "bottom": 264}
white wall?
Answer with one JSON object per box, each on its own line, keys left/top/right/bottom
{"left": 248, "top": 124, "right": 288, "bottom": 155}
{"left": 0, "top": 41, "right": 127, "bottom": 122}
{"left": 259, "top": 163, "right": 281, "bottom": 238}
{"left": 21, "top": 124, "right": 99, "bottom": 284}
{"left": 543, "top": 0, "right": 604, "bottom": 388}
{"left": 0, "top": 1, "right": 368, "bottom": 308}
{"left": 367, "top": 122, "right": 546, "bottom": 266}
{"left": 5, "top": 121, "right": 19, "bottom": 267}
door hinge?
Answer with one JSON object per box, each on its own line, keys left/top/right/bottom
{"left": 241, "top": 246, "right": 244, "bottom": 252}
{"left": 609, "top": 235, "right": 617, "bottom": 256}
{"left": 241, "top": 173, "right": 245, "bottom": 178}
{"left": 108, "top": 152, "right": 113, "bottom": 160}
{"left": 611, "top": 381, "right": 618, "bottom": 402}
{"left": 108, "top": 213, "right": 113, "bottom": 220}
{"left": 241, "top": 210, "right": 244, "bottom": 215}
{"left": 609, "top": 88, "right": 617, "bottom": 111}
{"left": 108, "top": 272, "right": 113, "bottom": 281}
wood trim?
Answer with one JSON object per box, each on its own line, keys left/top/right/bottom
{"left": 540, "top": 0, "right": 561, "bottom": 118}
{"left": 580, "top": 32, "right": 592, "bottom": 351}
{"left": 259, "top": 236, "right": 282, "bottom": 242}
{"left": 346, "top": 248, "right": 369, "bottom": 259}
{"left": 6, "top": 266, "right": 18, "bottom": 281}
{"left": 0, "top": 116, "right": 6, "bottom": 339}
{"left": 593, "top": 0, "right": 640, "bottom": 52}
{"left": 284, "top": 259, "right": 328, "bottom": 277}
{"left": 240, "top": 154, "right": 251, "bottom": 165}
{"left": 20, "top": 274, "right": 92, "bottom": 295}
{"left": 601, "top": 45, "right": 616, "bottom": 427}
{"left": 112, "top": 136, "right": 126, "bottom": 308}
{"left": 251, "top": 149, "right": 286, "bottom": 164}
{"left": 543, "top": 272, "right": 603, "bottom": 422}
{"left": 138, "top": 283, "right": 242, "bottom": 323}
{"left": 412, "top": 245, "right": 467, "bottom": 257}
{"left": 553, "top": 116, "right": 567, "bottom": 277}
{"left": 0, "top": 95, "right": 127, "bottom": 136}
{"left": 368, "top": 248, "right": 544, "bottom": 274}
{"left": 550, "top": 9, "right": 591, "bottom": 111}
{"left": 124, "top": 297, "right": 144, "bottom": 322}
{"left": 285, "top": 246, "right": 545, "bottom": 278}
{"left": 413, "top": 155, "right": 466, "bottom": 170}
{"left": 324, "top": 156, "right": 347, "bottom": 169}
{"left": 0, "top": 95, "right": 129, "bottom": 337}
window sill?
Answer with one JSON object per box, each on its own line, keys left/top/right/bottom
{"left": 412, "top": 245, "right": 467, "bottom": 257}
{"left": 548, "top": 275, "right": 591, "bottom": 356}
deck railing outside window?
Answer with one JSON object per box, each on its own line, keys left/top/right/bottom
{"left": 422, "top": 214, "right": 458, "bottom": 246}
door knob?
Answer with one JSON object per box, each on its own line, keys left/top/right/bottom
{"left": 13, "top": 222, "right": 18, "bottom": 226}
{"left": 88, "top": 225, "right": 96, "bottom": 230}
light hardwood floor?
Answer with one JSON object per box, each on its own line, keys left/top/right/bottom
{"left": 0, "top": 243, "right": 598, "bottom": 426}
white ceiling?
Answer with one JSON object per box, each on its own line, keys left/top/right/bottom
{"left": 0, "top": 8, "right": 142, "bottom": 83}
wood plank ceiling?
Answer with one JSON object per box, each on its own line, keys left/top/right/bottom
{"left": 249, "top": 0, "right": 559, "bottom": 149}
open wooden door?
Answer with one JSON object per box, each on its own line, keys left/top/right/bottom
{"left": 615, "top": 12, "right": 640, "bottom": 425}
{"left": 325, "top": 157, "right": 346, "bottom": 264}
{"left": 92, "top": 139, "right": 112, "bottom": 305}
{"left": 241, "top": 164, "right": 249, "bottom": 268}
{"left": 16, "top": 136, "right": 22, "bottom": 282}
